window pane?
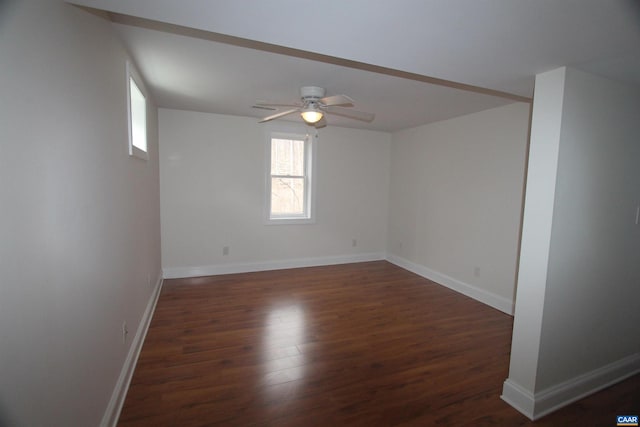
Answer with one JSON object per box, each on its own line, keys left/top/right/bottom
{"left": 271, "top": 138, "right": 304, "bottom": 176}
{"left": 130, "top": 77, "right": 147, "bottom": 152}
{"left": 271, "top": 177, "right": 305, "bottom": 215}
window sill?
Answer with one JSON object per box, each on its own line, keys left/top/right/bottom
{"left": 129, "top": 145, "right": 149, "bottom": 161}
{"left": 265, "top": 216, "right": 315, "bottom": 225}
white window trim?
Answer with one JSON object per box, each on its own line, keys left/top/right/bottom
{"left": 264, "top": 130, "right": 316, "bottom": 225}
{"left": 126, "top": 61, "right": 149, "bottom": 161}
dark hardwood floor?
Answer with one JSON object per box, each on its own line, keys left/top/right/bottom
{"left": 118, "top": 261, "right": 639, "bottom": 426}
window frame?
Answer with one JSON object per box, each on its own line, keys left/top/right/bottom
{"left": 265, "top": 130, "right": 316, "bottom": 225}
{"left": 126, "top": 61, "right": 149, "bottom": 161}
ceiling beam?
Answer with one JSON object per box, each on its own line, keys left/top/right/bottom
{"left": 102, "top": 9, "right": 532, "bottom": 104}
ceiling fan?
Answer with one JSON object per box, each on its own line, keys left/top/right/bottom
{"left": 256, "top": 86, "right": 375, "bottom": 128}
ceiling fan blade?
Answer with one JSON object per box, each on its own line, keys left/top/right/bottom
{"left": 252, "top": 105, "right": 277, "bottom": 111}
{"left": 320, "top": 94, "right": 354, "bottom": 107}
{"left": 325, "top": 106, "right": 375, "bottom": 122}
{"left": 255, "top": 101, "right": 301, "bottom": 108}
{"left": 314, "top": 116, "right": 327, "bottom": 129}
{"left": 259, "top": 108, "right": 300, "bottom": 123}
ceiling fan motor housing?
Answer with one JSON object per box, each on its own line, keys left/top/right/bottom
{"left": 258, "top": 86, "right": 373, "bottom": 125}
{"left": 300, "top": 86, "right": 326, "bottom": 101}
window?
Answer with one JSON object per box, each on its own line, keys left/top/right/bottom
{"left": 266, "top": 132, "right": 315, "bottom": 224}
{"left": 127, "top": 62, "right": 148, "bottom": 160}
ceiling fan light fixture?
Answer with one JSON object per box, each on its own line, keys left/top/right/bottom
{"left": 301, "top": 108, "right": 323, "bottom": 124}
{"left": 257, "top": 86, "right": 373, "bottom": 126}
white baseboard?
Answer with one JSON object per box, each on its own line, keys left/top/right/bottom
{"left": 100, "top": 274, "right": 164, "bottom": 427}
{"left": 386, "top": 254, "right": 514, "bottom": 315}
{"left": 502, "top": 352, "right": 640, "bottom": 420}
{"left": 162, "top": 252, "right": 386, "bottom": 279}
{"left": 501, "top": 379, "right": 536, "bottom": 419}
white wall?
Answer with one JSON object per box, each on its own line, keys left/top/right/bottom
{"left": 159, "top": 109, "right": 391, "bottom": 277}
{"left": 538, "top": 67, "right": 640, "bottom": 389}
{"left": 386, "top": 103, "right": 530, "bottom": 313}
{"left": 503, "top": 68, "right": 566, "bottom": 397}
{"left": 0, "top": 1, "right": 161, "bottom": 426}
{"left": 503, "top": 67, "right": 640, "bottom": 419}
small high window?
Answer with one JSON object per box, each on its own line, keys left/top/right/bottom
{"left": 127, "top": 63, "right": 148, "bottom": 160}
{"left": 266, "top": 132, "right": 315, "bottom": 224}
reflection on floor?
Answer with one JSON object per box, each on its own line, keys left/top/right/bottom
{"left": 118, "top": 261, "right": 640, "bottom": 426}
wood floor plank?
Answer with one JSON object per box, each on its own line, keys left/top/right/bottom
{"left": 118, "top": 261, "right": 639, "bottom": 426}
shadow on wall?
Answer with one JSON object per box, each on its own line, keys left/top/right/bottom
{"left": 0, "top": 403, "right": 13, "bottom": 427}
{"left": 0, "top": 0, "right": 18, "bottom": 29}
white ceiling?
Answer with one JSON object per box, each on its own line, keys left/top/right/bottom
{"left": 70, "top": 0, "right": 640, "bottom": 132}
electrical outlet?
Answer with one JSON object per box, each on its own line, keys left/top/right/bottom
{"left": 223, "top": 246, "right": 230, "bottom": 256}
{"left": 352, "top": 239, "right": 357, "bottom": 247}
{"left": 122, "top": 321, "right": 128, "bottom": 344}
{"left": 474, "top": 267, "right": 481, "bottom": 278}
